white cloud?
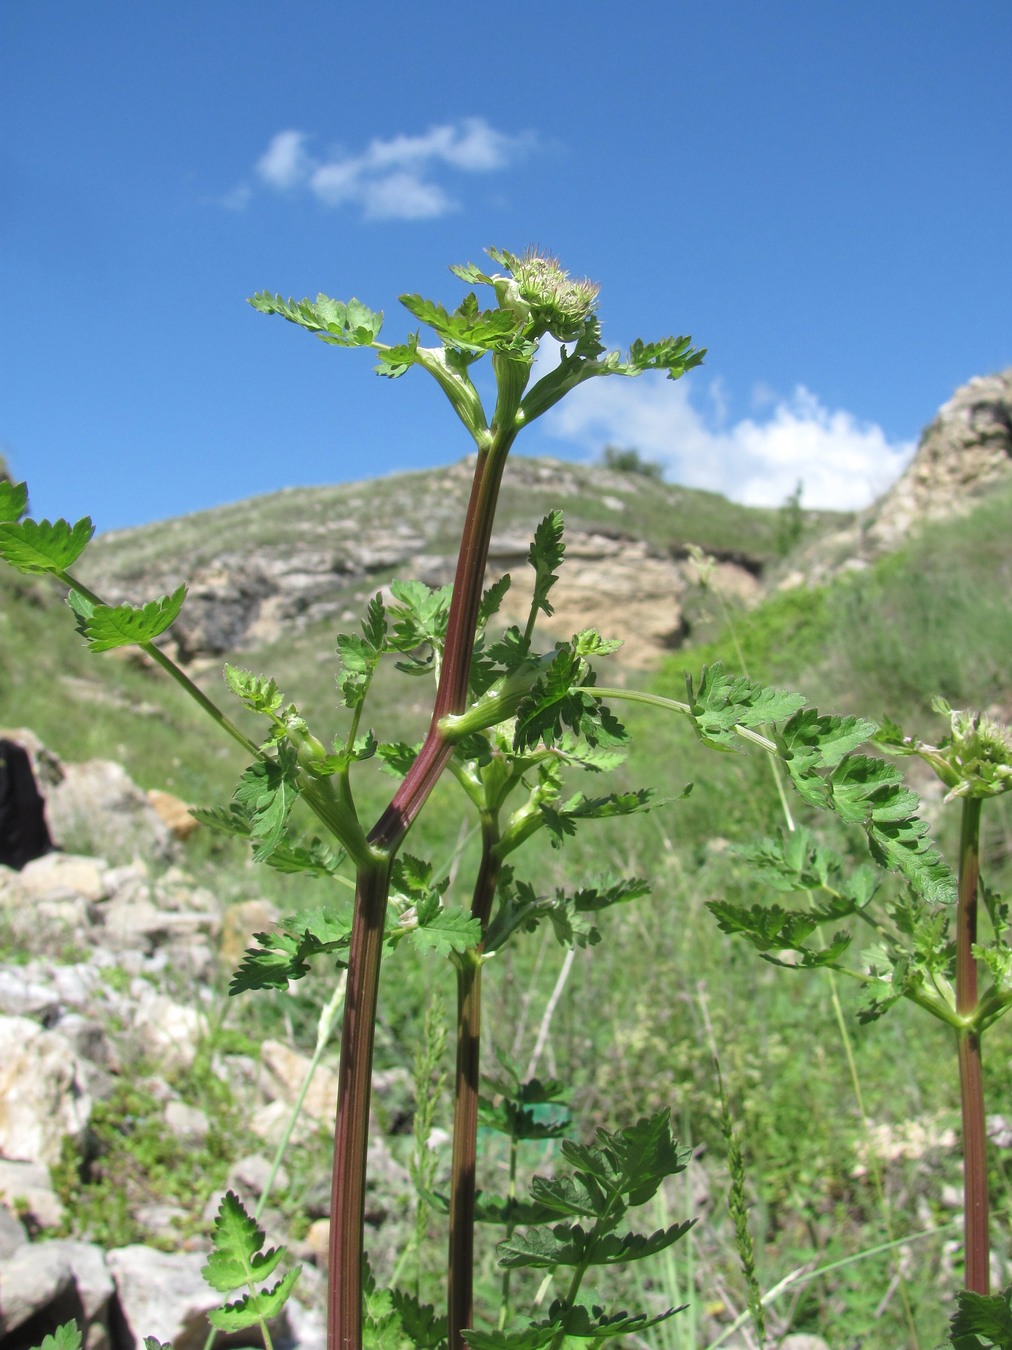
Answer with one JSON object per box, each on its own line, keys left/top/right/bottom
{"left": 546, "top": 376, "right": 916, "bottom": 510}
{"left": 256, "top": 129, "right": 314, "bottom": 189}
{"left": 246, "top": 117, "right": 536, "bottom": 222}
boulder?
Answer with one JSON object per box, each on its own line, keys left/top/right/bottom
{"left": 0, "top": 1015, "right": 92, "bottom": 1166}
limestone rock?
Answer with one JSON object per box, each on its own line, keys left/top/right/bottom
{"left": 864, "top": 368, "right": 1012, "bottom": 553}
{"left": 45, "top": 759, "right": 175, "bottom": 866}
{"left": 259, "top": 1039, "right": 339, "bottom": 1123}
{"left": 0, "top": 1241, "right": 76, "bottom": 1339}
{"left": 106, "top": 1246, "right": 218, "bottom": 1350}
{"left": 0, "top": 1015, "right": 92, "bottom": 1166}
{"left": 147, "top": 788, "right": 200, "bottom": 841}
{"left": 0, "top": 1205, "right": 27, "bottom": 1259}
{"left": 0, "top": 1159, "right": 65, "bottom": 1230}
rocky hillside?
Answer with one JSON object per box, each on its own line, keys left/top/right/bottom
{"left": 72, "top": 369, "right": 1012, "bottom": 671}
{"left": 78, "top": 458, "right": 846, "bottom": 671}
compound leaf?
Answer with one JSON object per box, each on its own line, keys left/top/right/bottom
{"left": 0, "top": 516, "right": 94, "bottom": 575}
{"left": 79, "top": 585, "right": 187, "bottom": 652}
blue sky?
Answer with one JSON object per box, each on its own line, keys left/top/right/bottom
{"left": 3, "top": 2, "right": 1010, "bottom": 532}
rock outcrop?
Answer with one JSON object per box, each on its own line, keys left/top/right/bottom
{"left": 80, "top": 458, "right": 766, "bottom": 670}
{"left": 790, "top": 369, "right": 1012, "bottom": 584}
{"left": 863, "top": 369, "right": 1012, "bottom": 553}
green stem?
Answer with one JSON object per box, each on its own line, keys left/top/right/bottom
{"left": 955, "top": 795, "right": 988, "bottom": 1295}
{"left": 449, "top": 815, "right": 502, "bottom": 1350}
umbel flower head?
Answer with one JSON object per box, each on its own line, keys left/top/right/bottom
{"left": 933, "top": 699, "right": 1012, "bottom": 800}
{"left": 487, "top": 246, "right": 600, "bottom": 343}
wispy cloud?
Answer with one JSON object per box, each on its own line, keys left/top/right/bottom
{"left": 241, "top": 117, "right": 537, "bottom": 221}
{"left": 546, "top": 376, "right": 916, "bottom": 510}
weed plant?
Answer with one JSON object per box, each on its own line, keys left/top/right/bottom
{"left": 3, "top": 247, "right": 1010, "bottom": 1350}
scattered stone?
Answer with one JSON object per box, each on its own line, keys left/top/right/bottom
{"left": 0, "top": 1204, "right": 27, "bottom": 1258}
{"left": 147, "top": 788, "right": 200, "bottom": 841}
{"left": 0, "top": 1241, "right": 76, "bottom": 1338}
{"left": 259, "top": 1040, "right": 340, "bottom": 1123}
{"left": 164, "top": 1100, "right": 209, "bottom": 1141}
{"left": 106, "top": 1246, "right": 219, "bottom": 1350}
{"left": 18, "top": 853, "right": 108, "bottom": 904}
{"left": 0, "top": 1015, "right": 92, "bottom": 1166}
{"left": 0, "top": 1159, "right": 65, "bottom": 1230}
{"left": 226, "top": 1153, "right": 288, "bottom": 1202}
{"left": 128, "top": 990, "right": 207, "bottom": 1074}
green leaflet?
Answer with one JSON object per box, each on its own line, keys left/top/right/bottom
{"left": 33, "top": 1325, "right": 83, "bottom": 1350}
{"left": 398, "top": 292, "right": 529, "bottom": 354}
{"left": 527, "top": 510, "right": 565, "bottom": 620}
{"left": 485, "top": 1111, "right": 692, "bottom": 1344}
{"left": 230, "top": 911, "right": 351, "bottom": 993}
{"left": 948, "top": 1283, "right": 1012, "bottom": 1348}
{"left": 405, "top": 902, "right": 482, "bottom": 955}
{"left": 232, "top": 751, "right": 300, "bottom": 862}
{"left": 0, "top": 479, "right": 28, "bottom": 523}
{"left": 69, "top": 584, "right": 187, "bottom": 652}
{"left": 224, "top": 665, "right": 284, "bottom": 716}
{"left": 202, "top": 1191, "right": 300, "bottom": 1333}
{"left": 684, "top": 662, "right": 806, "bottom": 752}
{"left": 248, "top": 291, "right": 383, "bottom": 346}
{"left": 0, "top": 515, "right": 94, "bottom": 575}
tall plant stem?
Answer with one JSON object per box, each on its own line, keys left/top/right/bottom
{"left": 955, "top": 795, "right": 988, "bottom": 1294}
{"left": 449, "top": 816, "right": 502, "bottom": 1350}
{"left": 328, "top": 440, "right": 514, "bottom": 1350}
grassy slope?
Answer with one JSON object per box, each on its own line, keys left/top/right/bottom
{"left": 3, "top": 468, "right": 1011, "bottom": 1343}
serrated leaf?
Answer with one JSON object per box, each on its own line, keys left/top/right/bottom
{"left": 0, "top": 479, "right": 28, "bottom": 523}
{"left": 707, "top": 899, "right": 817, "bottom": 949}
{"left": 528, "top": 510, "right": 565, "bottom": 619}
{"left": 829, "top": 754, "right": 919, "bottom": 824}
{"left": 79, "top": 585, "right": 187, "bottom": 652}
{"left": 36, "top": 1324, "right": 83, "bottom": 1350}
{"left": 478, "top": 573, "right": 512, "bottom": 629}
{"left": 225, "top": 666, "right": 284, "bottom": 716}
{"left": 190, "top": 802, "right": 251, "bottom": 838}
{"left": 685, "top": 663, "right": 806, "bottom": 751}
{"left": 202, "top": 1191, "right": 278, "bottom": 1291}
{"left": 948, "top": 1283, "right": 1012, "bottom": 1347}
{"left": 781, "top": 709, "right": 877, "bottom": 775}
{"left": 206, "top": 1269, "right": 300, "bottom": 1332}
{"left": 376, "top": 741, "right": 420, "bottom": 777}
{"left": 232, "top": 753, "right": 300, "bottom": 862}
{"left": 462, "top": 1326, "right": 558, "bottom": 1350}
{"left": 0, "top": 516, "right": 94, "bottom": 575}
{"left": 558, "top": 1303, "right": 685, "bottom": 1338}
{"left": 497, "top": 1221, "right": 592, "bottom": 1268}
{"left": 249, "top": 291, "right": 383, "bottom": 345}
{"left": 408, "top": 905, "right": 482, "bottom": 954}
{"left": 561, "top": 1111, "right": 689, "bottom": 1206}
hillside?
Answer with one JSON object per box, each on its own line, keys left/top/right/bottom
{"left": 75, "top": 455, "right": 849, "bottom": 669}
{"left": 1, "top": 373, "right": 1011, "bottom": 1347}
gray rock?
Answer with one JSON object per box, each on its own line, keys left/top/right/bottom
{"left": 106, "top": 1245, "right": 217, "bottom": 1350}
{"left": 0, "top": 1159, "right": 65, "bottom": 1229}
{"left": 0, "top": 1015, "right": 92, "bottom": 1166}
{"left": 0, "top": 1241, "right": 75, "bottom": 1337}
{"left": 46, "top": 760, "right": 175, "bottom": 866}
{"left": 0, "top": 1205, "right": 27, "bottom": 1258}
